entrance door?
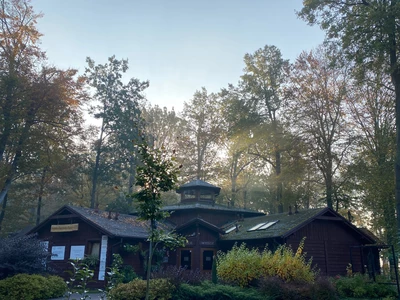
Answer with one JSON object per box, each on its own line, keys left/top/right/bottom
{"left": 202, "top": 249, "right": 215, "bottom": 271}
{"left": 180, "top": 249, "right": 192, "bottom": 270}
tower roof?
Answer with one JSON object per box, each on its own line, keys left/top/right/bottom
{"left": 176, "top": 179, "right": 221, "bottom": 194}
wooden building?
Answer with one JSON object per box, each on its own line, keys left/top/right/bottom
{"left": 29, "top": 179, "right": 378, "bottom": 285}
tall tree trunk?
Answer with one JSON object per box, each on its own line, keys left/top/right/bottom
{"left": 90, "top": 120, "right": 105, "bottom": 208}
{"left": 0, "top": 193, "right": 8, "bottom": 231}
{"left": 36, "top": 167, "right": 47, "bottom": 225}
{"left": 275, "top": 149, "right": 283, "bottom": 213}
{"left": 387, "top": 0, "right": 400, "bottom": 245}
{"left": 326, "top": 171, "right": 333, "bottom": 209}
{"left": 128, "top": 153, "right": 136, "bottom": 199}
{"left": 145, "top": 219, "right": 155, "bottom": 300}
{"left": 394, "top": 74, "right": 400, "bottom": 235}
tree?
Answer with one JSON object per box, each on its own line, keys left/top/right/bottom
{"left": 347, "top": 70, "right": 397, "bottom": 246}
{"left": 141, "top": 104, "right": 183, "bottom": 151}
{"left": 218, "top": 84, "right": 259, "bottom": 207}
{"left": 241, "top": 45, "right": 289, "bottom": 213}
{"left": 0, "top": 65, "right": 85, "bottom": 231}
{"left": 132, "top": 139, "right": 185, "bottom": 300}
{"left": 84, "top": 56, "right": 148, "bottom": 208}
{"left": 286, "top": 45, "right": 353, "bottom": 209}
{"left": 0, "top": 0, "right": 43, "bottom": 205}
{"left": 181, "top": 88, "right": 225, "bottom": 181}
{"left": 0, "top": 234, "right": 49, "bottom": 279}
{"left": 298, "top": 0, "right": 400, "bottom": 241}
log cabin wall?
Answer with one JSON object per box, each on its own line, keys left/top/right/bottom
{"left": 36, "top": 218, "right": 106, "bottom": 287}
{"left": 286, "top": 219, "right": 364, "bottom": 276}
{"left": 174, "top": 225, "right": 219, "bottom": 271}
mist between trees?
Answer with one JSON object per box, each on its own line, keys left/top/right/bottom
{"left": 0, "top": 0, "right": 398, "bottom": 252}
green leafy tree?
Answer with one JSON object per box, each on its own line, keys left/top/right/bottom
{"left": 181, "top": 88, "right": 225, "bottom": 181}
{"left": 286, "top": 44, "right": 353, "bottom": 209}
{"left": 298, "top": 0, "right": 400, "bottom": 241}
{"left": 132, "top": 139, "right": 186, "bottom": 300}
{"left": 241, "top": 45, "right": 289, "bottom": 213}
{"left": 347, "top": 70, "right": 397, "bottom": 246}
{"left": 84, "top": 56, "right": 148, "bottom": 208}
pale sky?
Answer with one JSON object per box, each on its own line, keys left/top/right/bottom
{"left": 32, "top": 0, "right": 325, "bottom": 112}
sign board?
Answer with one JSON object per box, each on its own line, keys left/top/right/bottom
{"left": 51, "top": 224, "right": 79, "bottom": 232}
{"left": 98, "top": 235, "right": 108, "bottom": 280}
{"left": 51, "top": 246, "right": 65, "bottom": 260}
{"left": 70, "top": 245, "right": 85, "bottom": 260}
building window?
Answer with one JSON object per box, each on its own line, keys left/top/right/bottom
{"left": 202, "top": 249, "right": 215, "bottom": 271}
{"left": 180, "top": 249, "right": 192, "bottom": 270}
{"left": 88, "top": 241, "right": 100, "bottom": 258}
{"left": 184, "top": 190, "right": 196, "bottom": 199}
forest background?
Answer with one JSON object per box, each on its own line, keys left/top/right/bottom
{"left": 0, "top": 0, "right": 399, "bottom": 252}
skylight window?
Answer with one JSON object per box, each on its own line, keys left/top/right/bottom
{"left": 248, "top": 223, "right": 267, "bottom": 231}
{"left": 248, "top": 220, "right": 279, "bottom": 232}
{"left": 258, "top": 220, "right": 279, "bottom": 230}
{"left": 225, "top": 225, "right": 240, "bottom": 234}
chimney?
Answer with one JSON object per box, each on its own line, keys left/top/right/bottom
{"left": 114, "top": 212, "right": 119, "bottom": 220}
{"left": 94, "top": 203, "right": 99, "bottom": 213}
{"left": 288, "top": 206, "right": 293, "bottom": 215}
{"left": 235, "top": 223, "right": 239, "bottom": 233}
{"left": 108, "top": 211, "right": 112, "bottom": 219}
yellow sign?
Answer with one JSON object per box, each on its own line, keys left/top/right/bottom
{"left": 51, "top": 224, "right": 79, "bottom": 232}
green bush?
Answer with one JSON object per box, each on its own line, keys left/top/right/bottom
{"left": 334, "top": 273, "right": 397, "bottom": 299}
{"left": 217, "top": 243, "right": 261, "bottom": 287}
{"left": 217, "top": 240, "right": 316, "bottom": 288}
{"left": 0, "top": 273, "right": 66, "bottom": 300}
{"left": 108, "top": 278, "right": 174, "bottom": 300}
{"left": 44, "top": 275, "right": 68, "bottom": 298}
{"left": 0, "top": 234, "right": 49, "bottom": 279}
{"left": 258, "top": 276, "right": 338, "bottom": 300}
{"left": 260, "top": 238, "right": 316, "bottom": 283}
{"left": 173, "top": 281, "right": 266, "bottom": 300}
{"left": 151, "top": 265, "right": 210, "bottom": 287}
{"left": 121, "top": 264, "right": 138, "bottom": 283}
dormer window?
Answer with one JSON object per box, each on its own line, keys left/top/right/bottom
{"left": 184, "top": 190, "right": 196, "bottom": 199}
{"left": 200, "top": 191, "right": 213, "bottom": 200}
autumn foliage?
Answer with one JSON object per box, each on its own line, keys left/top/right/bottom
{"left": 216, "top": 238, "right": 316, "bottom": 288}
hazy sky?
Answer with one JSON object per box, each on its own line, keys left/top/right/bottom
{"left": 33, "top": 0, "right": 325, "bottom": 112}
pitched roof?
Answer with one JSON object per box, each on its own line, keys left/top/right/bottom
{"left": 220, "top": 207, "right": 376, "bottom": 243}
{"left": 29, "top": 205, "right": 171, "bottom": 239}
{"left": 162, "top": 202, "right": 264, "bottom": 216}
{"left": 175, "top": 217, "right": 224, "bottom": 234}
{"left": 176, "top": 179, "right": 221, "bottom": 193}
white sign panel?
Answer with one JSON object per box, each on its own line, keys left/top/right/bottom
{"left": 98, "top": 235, "right": 108, "bottom": 280}
{"left": 70, "top": 245, "right": 85, "bottom": 260}
{"left": 51, "top": 246, "right": 65, "bottom": 260}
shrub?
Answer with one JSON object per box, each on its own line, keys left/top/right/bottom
{"left": 310, "top": 277, "right": 338, "bottom": 300}
{"left": 217, "top": 239, "right": 316, "bottom": 288}
{"left": 258, "top": 276, "right": 338, "bottom": 300}
{"left": 0, "top": 234, "right": 49, "bottom": 279}
{"left": 108, "top": 278, "right": 174, "bottom": 300}
{"left": 173, "top": 281, "right": 265, "bottom": 300}
{"left": 121, "top": 264, "right": 138, "bottom": 283}
{"left": 45, "top": 275, "right": 68, "bottom": 298}
{"left": 260, "top": 239, "right": 316, "bottom": 283}
{"left": 334, "top": 273, "right": 397, "bottom": 299}
{"left": 0, "top": 273, "right": 66, "bottom": 300}
{"left": 151, "top": 265, "right": 210, "bottom": 287}
{"left": 216, "top": 243, "right": 261, "bottom": 287}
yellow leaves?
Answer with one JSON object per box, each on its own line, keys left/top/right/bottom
{"left": 217, "top": 239, "right": 316, "bottom": 288}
